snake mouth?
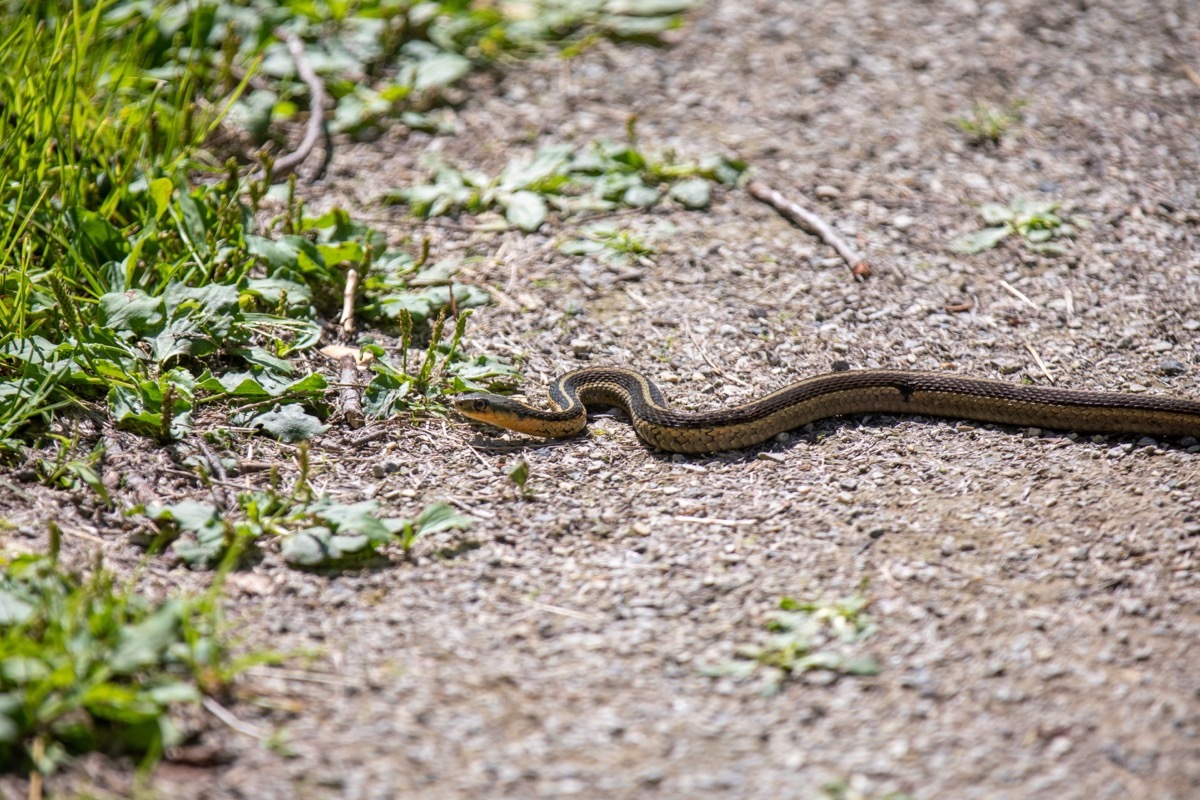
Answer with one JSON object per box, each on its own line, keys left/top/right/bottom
{"left": 453, "top": 393, "right": 586, "bottom": 439}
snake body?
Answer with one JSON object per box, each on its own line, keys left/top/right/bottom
{"left": 453, "top": 366, "right": 1200, "bottom": 454}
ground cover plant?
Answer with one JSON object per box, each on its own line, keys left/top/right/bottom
{"left": 0, "top": 0, "right": 717, "bottom": 785}
{"left": 0, "top": 539, "right": 265, "bottom": 778}
{"left": 384, "top": 135, "right": 745, "bottom": 231}
{"left": 703, "top": 593, "right": 880, "bottom": 695}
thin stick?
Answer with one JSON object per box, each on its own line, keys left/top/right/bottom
{"left": 28, "top": 737, "right": 43, "bottom": 800}
{"left": 338, "top": 355, "right": 364, "bottom": 430}
{"left": 196, "top": 439, "right": 231, "bottom": 511}
{"left": 682, "top": 317, "right": 750, "bottom": 387}
{"left": 340, "top": 267, "right": 359, "bottom": 337}
{"left": 523, "top": 599, "right": 603, "bottom": 622}
{"left": 747, "top": 180, "right": 872, "bottom": 278}
{"left": 202, "top": 696, "right": 266, "bottom": 740}
{"left": 252, "top": 31, "right": 328, "bottom": 180}
{"left": 1024, "top": 343, "right": 1055, "bottom": 384}
{"left": 673, "top": 515, "right": 757, "bottom": 527}
{"left": 1174, "top": 57, "right": 1200, "bottom": 90}
{"left": 999, "top": 279, "right": 1039, "bottom": 311}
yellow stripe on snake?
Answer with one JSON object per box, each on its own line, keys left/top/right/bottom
{"left": 453, "top": 366, "right": 1200, "bottom": 454}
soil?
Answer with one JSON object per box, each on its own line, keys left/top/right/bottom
{"left": 4, "top": 1, "right": 1200, "bottom": 798}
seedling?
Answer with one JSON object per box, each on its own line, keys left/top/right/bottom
{"left": 702, "top": 593, "right": 880, "bottom": 695}
{"left": 949, "top": 198, "right": 1087, "bottom": 255}
{"left": 385, "top": 137, "right": 745, "bottom": 232}
{"left": 952, "top": 100, "right": 1026, "bottom": 146}
{"left": 508, "top": 459, "right": 533, "bottom": 499}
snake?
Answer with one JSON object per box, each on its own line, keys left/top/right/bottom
{"left": 452, "top": 366, "right": 1200, "bottom": 454}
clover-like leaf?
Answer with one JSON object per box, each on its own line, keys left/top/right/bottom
{"left": 245, "top": 404, "right": 328, "bottom": 442}
{"left": 948, "top": 226, "right": 1010, "bottom": 254}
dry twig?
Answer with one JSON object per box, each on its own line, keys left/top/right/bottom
{"left": 340, "top": 266, "right": 360, "bottom": 337}
{"left": 998, "top": 279, "right": 1039, "bottom": 311}
{"left": 339, "top": 355, "right": 365, "bottom": 430}
{"left": 747, "top": 180, "right": 872, "bottom": 278}
{"left": 202, "top": 696, "right": 267, "bottom": 740}
{"left": 683, "top": 317, "right": 749, "bottom": 387}
{"left": 251, "top": 31, "right": 328, "bottom": 181}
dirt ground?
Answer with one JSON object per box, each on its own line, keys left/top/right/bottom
{"left": 5, "top": 1, "right": 1200, "bottom": 798}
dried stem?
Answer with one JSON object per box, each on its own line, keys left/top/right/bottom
{"left": 747, "top": 180, "right": 872, "bottom": 279}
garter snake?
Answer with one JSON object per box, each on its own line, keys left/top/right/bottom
{"left": 453, "top": 366, "right": 1200, "bottom": 454}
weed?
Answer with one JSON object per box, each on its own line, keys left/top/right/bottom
{"left": 508, "top": 459, "right": 533, "bottom": 499}
{"left": 819, "top": 778, "right": 915, "bottom": 800}
{"left": 952, "top": 100, "right": 1026, "bottom": 146}
{"left": 385, "top": 136, "right": 745, "bottom": 231}
{"left": 145, "top": 484, "right": 473, "bottom": 569}
{"left": 702, "top": 593, "right": 880, "bottom": 695}
{"left": 0, "top": 549, "right": 258, "bottom": 776}
{"left": 949, "top": 198, "right": 1087, "bottom": 255}
{"left": 559, "top": 224, "right": 657, "bottom": 267}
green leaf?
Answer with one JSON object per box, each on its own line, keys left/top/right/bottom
{"left": 246, "top": 404, "right": 328, "bottom": 442}
{"left": 948, "top": 226, "right": 1010, "bottom": 254}
{"left": 109, "top": 380, "right": 195, "bottom": 439}
{"left": 414, "top": 503, "right": 473, "bottom": 535}
{"left": 0, "top": 589, "right": 35, "bottom": 625}
{"left": 412, "top": 51, "right": 471, "bottom": 92}
{"left": 2, "top": 656, "right": 50, "bottom": 683}
{"left": 109, "top": 601, "right": 184, "bottom": 674}
{"left": 978, "top": 203, "right": 1015, "bottom": 225}
{"left": 363, "top": 369, "right": 412, "bottom": 417}
{"left": 308, "top": 497, "right": 390, "bottom": 544}
{"left": 281, "top": 526, "right": 378, "bottom": 567}
{"left": 98, "top": 290, "right": 165, "bottom": 338}
{"left": 669, "top": 178, "right": 711, "bottom": 209}
{"left": 148, "top": 500, "right": 219, "bottom": 532}
{"left": 498, "top": 145, "right": 573, "bottom": 191}
{"left": 507, "top": 460, "right": 529, "bottom": 490}
{"left": 71, "top": 208, "right": 129, "bottom": 263}
{"left": 504, "top": 191, "right": 548, "bottom": 232}
{"left": 149, "top": 178, "right": 174, "bottom": 221}
{"left": 622, "top": 184, "right": 660, "bottom": 208}
{"left": 81, "top": 683, "right": 160, "bottom": 724}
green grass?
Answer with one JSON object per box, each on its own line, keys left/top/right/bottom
{"left": 0, "top": 544, "right": 270, "bottom": 776}
{"left": 146, "top": 441, "right": 473, "bottom": 568}
{"left": 702, "top": 593, "right": 880, "bottom": 695}
{"left": 0, "top": 0, "right": 702, "bottom": 465}
{"left": 951, "top": 100, "right": 1025, "bottom": 146}
{"left": 0, "top": 0, "right": 708, "bottom": 777}
{"left": 384, "top": 136, "right": 745, "bottom": 232}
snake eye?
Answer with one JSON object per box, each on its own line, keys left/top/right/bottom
{"left": 472, "top": 398, "right": 489, "bottom": 412}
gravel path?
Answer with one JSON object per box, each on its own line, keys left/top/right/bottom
{"left": 10, "top": 2, "right": 1200, "bottom": 798}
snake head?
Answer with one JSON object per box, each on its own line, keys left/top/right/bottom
{"left": 451, "top": 393, "right": 498, "bottom": 422}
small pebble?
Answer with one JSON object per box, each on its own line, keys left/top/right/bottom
{"left": 1159, "top": 358, "right": 1186, "bottom": 376}
{"left": 892, "top": 214, "right": 916, "bottom": 230}
{"left": 814, "top": 184, "right": 840, "bottom": 199}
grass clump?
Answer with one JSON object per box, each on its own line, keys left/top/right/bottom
{"left": 384, "top": 134, "right": 745, "bottom": 232}
{"left": 703, "top": 593, "right": 879, "bottom": 695}
{"left": 145, "top": 443, "right": 473, "bottom": 568}
{"left": 952, "top": 100, "right": 1025, "bottom": 146}
{"left": 949, "top": 197, "right": 1087, "bottom": 255}
{"left": 0, "top": 550, "right": 254, "bottom": 776}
